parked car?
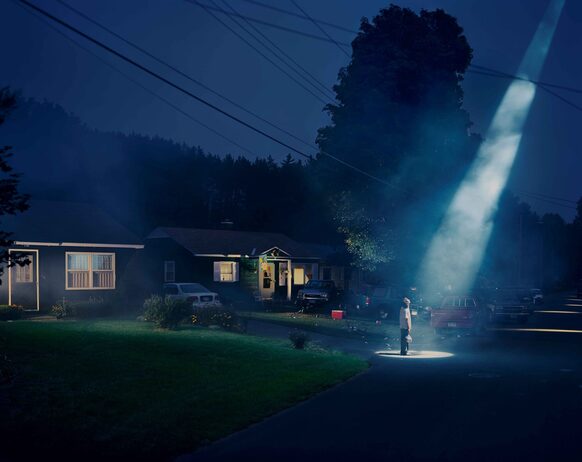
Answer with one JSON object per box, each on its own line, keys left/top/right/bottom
{"left": 295, "top": 280, "right": 340, "bottom": 311}
{"left": 354, "top": 286, "right": 422, "bottom": 320}
{"left": 430, "top": 295, "right": 486, "bottom": 334}
{"left": 485, "top": 288, "right": 531, "bottom": 323}
{"left": 163, "top": 283, "right": 222, "bottom": 309}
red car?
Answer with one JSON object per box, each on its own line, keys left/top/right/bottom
{"left": 430, "top": 295, "right": 486, "bottom": 334}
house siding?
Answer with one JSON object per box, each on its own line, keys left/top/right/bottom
{"left": 0, "top": 245, "right": 139, "bottom": 310}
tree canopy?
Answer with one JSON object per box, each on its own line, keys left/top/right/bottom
{"left": 316, "top": 5, "right": 481, "bottom": 274}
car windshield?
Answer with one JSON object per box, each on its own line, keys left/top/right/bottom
{"left": 306, "top": 280, "right": 333, "bottom": 289}
{"left": 493, "top": 290, "right": 521, "bottom": 303}
{"left": 441, "top": 296, "right": 475, "bottom": 309}
{"left": 180, "top": 283, "right": 210, "bottom": 293}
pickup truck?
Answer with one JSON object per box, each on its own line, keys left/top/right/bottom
{"left": 485, "top": 288, "right": 531, "bottom": 323}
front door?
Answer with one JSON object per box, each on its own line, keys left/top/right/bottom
{"left": 259, "top": 262, "right": 275, "bottom": 300}
{"left": 9, "top": 249, "right": 39, "bottom": 311}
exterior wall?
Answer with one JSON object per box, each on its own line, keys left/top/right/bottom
{"left": 136, "top": 238, "right": 252, "bottom": 303}
{"left": 0, "top": 245, "right": 139, "bottom": 311}
{"left": 139, "top": 238, "right": 328, "bottom": 303}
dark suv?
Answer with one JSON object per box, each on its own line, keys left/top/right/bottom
{"left": 295, "top": 280, "right": 340, "bottom": 310}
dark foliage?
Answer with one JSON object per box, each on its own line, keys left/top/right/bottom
{"left": 315, "top": 5, "right": 480, "bottom": 273}
{"left": 50, "top": 298, "right": 113, "bottom": 319}
{"left": 0, "top": 305, "right": 23, "bottom": 321}
{"left": 0, "top": 88, "right": 30, "bottom": 283}
{"left": 289, "top": 330, "right": 310, "bottom": 349}
{"left": 191, "top": 306, "right": 245, "bottom": 332}
{"left": 142, "top": 295, "right": 191, "bottom": 329}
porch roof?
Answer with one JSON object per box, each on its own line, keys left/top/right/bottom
{"left": 147, "top": 227, "right": 323, "bottom": 259}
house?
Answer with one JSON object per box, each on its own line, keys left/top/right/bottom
{"left": 139, "top": 227, "right": 351, "bottom": 302}
{"left": 0, "top": 201, "right": 143, "bottom": 311}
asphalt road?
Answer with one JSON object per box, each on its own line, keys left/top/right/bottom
{"left": 179, "top": 291, "right": 582, "bottom": 462}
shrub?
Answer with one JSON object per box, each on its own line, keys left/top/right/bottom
{"left": 143, "top": 295, "right": 191, "bottom": 329}
{"left": 289, "top": 330, "right": 310, "bottom": 349}
{"left": 0, "top": 305, "right": 23, "bottom": 321}
{"left": 51, "top": 298, "right": 112, "bottom": 319}
{"left": 191, "top": 306, "right": 244, "bottom": 332}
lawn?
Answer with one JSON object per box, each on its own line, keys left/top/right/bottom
{"left": 0, "top": 320, "right": 366, "bottom": 461}
{"left": 241, "top": 310, "right": 395, "bottom": 338}
{"left": 240, "top": 311, "right": 435, "bottom": 343}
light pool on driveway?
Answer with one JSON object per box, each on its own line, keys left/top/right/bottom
{"left": 375, "top": 350, "right": 454, "bottom": 359}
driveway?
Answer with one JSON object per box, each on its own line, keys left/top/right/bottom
{"left": 178, "top": 291, "right": 582, "bottom": 462}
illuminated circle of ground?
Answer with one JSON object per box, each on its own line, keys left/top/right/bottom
{"left": 375, "top": 350, "right": 454, "bottom": 359}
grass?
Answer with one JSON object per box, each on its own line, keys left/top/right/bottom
{"left": 241, "top": 310, "right": 394, "bottom": 339}
{"left": 0, "top": 320, "right": 366, "bottom": 461}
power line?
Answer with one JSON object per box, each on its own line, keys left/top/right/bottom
{"left": 53, "top": 0, "right": 320, "bottom": 153}
{"left": 18, "top": 0, "right": 399, "bottom": 189}
{"left": 218, "top": 0, "right": 335, "bottom": 100}
{"left": 471, "top": 64, "right": 582, "bottom": 95}
{"left": 517, "top": 189, "right": 578, "bottom": 204}
{"left": 517, "top": 192, "right": 577, "bottom": 210}
{"left": 197, "top": 2, "right": 582, "bottom": 101}
{"left": 290, "top": 0, "right": 350, "bottom": 58}
{"left": 235, "top": 0, "right": 358, "bottom": 34}
{"left": 188, "top": 0, "right": 330, "bottom": 105}
{"left": 16, "top": 0, "right": 256, "bottom": 157}
{"left": 192, "top": 2, "right": 352, "bottom": 46}
{"left": 197, "top": 0, "right": 334, "bottom": 102}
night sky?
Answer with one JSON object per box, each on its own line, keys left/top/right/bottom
{"left": 1, "top": 0, "right": 580, "bottom": 219}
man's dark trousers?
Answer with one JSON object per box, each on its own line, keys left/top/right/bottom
{"left": 400, "top": 328, "right": 409, "bottom": 355}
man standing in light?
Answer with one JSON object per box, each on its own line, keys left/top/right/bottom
{"left": 418, "top": 0, "right": 566, "bottom": 295}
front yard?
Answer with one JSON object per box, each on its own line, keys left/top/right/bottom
{"left": 0, "top": 320, "right": 366, "bottom": 461}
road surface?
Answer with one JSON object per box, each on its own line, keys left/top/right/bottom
{"left": 179, "top": 291, "right": 582, "bottom": 462}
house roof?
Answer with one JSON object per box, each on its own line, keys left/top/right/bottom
{"left": 0, "top": 200, "right": 142, "bottom": 247}
{"left": 147, "top": 227, "right": 323, "bottom": 258}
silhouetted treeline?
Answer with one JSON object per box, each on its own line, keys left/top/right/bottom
{"left": 2, "top": 96, "right": 581, "bottom": 289}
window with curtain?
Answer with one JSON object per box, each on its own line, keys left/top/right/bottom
{"left": 293, "top": 267, "right": 305, "bottom": 285}
{"left": 15, "top": 262, "right": 33, "bottom": 283}
{"left": 213, "top": 261, "right": 239, "bottom": 282}
{"left": 67, "top": 253, "right": 115, "bottom": 289}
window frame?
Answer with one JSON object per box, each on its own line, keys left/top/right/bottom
{"left": 164, "top": 260, "right": 176, "bottom": 283}
{"left": 65, "top": 252, "right": 116, "bottom": 290}
{"left": 14, "top": 260, "right": 34, "bottom": 283}
{"left": 213, "top": 261, "right": 239, "bottom": 283}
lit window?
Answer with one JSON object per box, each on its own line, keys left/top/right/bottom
{"left": 15, "top": 261, "right": 33, "bottom": 283}
{"left": 66, "top": 253, "right": 115, "bottom": 290}
{"left": 213, "top": 261, "right": 239, "bottom": 282}
{"left": 293, "top": 267, "right": 305, "bottom": 285}
{"left": 164, "top": 261, "right": 175, "bottom": 282}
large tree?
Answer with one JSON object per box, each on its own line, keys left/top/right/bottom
{"left": 316, "top": 5, "right": 480, "bottom": 276}
{"left": 0, "top": 88, "right": 30, "bottom": 281}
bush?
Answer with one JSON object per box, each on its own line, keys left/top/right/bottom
{"left": 143, "top": 295, "right": 191, "bottom": 329}
{"left": 51, "top": 298, "right": 112, "bottom": 319}
{"left": 289, "top": 330, "right": 310, "bottom": 349}
{"left": 0, "top": 305, "right": 23, "bottom": 321}
{"left": 191, "top": 306, "right": 244, "bottom": 332}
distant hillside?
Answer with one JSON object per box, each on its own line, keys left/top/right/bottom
{"left": 0, "top": 97, "right": 337, "bottom": 242}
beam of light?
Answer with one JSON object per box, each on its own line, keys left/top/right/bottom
{"left": 375, "top": 350, "right": 454, "bottom": 359}
{"left": 489, "top": 328, "right": 582, "bottom": 334}
{"left": 534, "top": 310, "right": 581, "bottom": 314}
{"left": 416, "top": 0, "right": 565, "bottom": 295}
{"left": 564, "top": 303, "right": 582, "bottom": 307}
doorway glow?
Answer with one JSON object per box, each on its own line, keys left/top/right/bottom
{"left": 417, "top": 0, "right": 565, "bottom": 295}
